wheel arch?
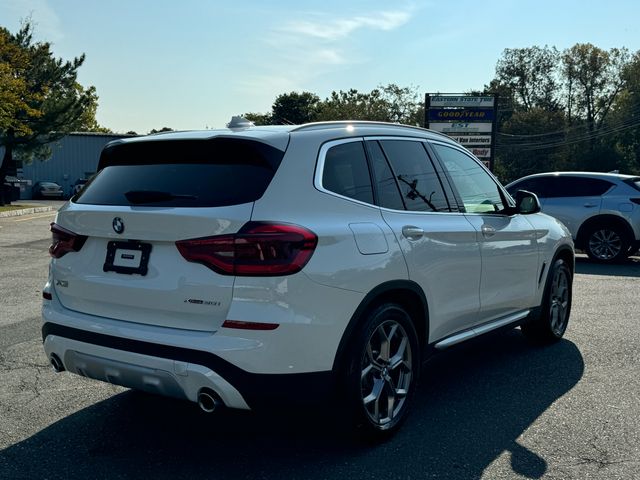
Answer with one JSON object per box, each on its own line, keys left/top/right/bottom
{"left": 553, "top": 244, "right": 575, "bottom": 277}
{"left": 575, "top": 214, "right": 634, "bottom": 249}
{"left": 331, "top": 280, "right": 429, "bottom": 374}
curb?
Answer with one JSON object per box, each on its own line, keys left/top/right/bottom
{"left": 0, "top": 205, "right": 55, "bottom": 218}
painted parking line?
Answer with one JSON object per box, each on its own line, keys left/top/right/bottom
{"left": 14, "top": 212, "right": 57, "bottom": 222}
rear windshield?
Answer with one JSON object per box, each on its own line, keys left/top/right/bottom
{"left": 75, "top": 138, "right": 285, "bottom": 207}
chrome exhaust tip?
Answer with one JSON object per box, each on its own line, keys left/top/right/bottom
{"left": 50, "top": 354, "right": 65, "bottom": 373}
{"left": 197, "top": 389, "right": 221, "bottom": 413}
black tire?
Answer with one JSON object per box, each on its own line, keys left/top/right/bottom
{"left": 343, "top": 303, "right": 420, "bottom": 441}
{"left": 584, "top": 223, "right": 630, "bottom": 263}
{"left": 521, "top": 258, "right": 572, "bottom": 343}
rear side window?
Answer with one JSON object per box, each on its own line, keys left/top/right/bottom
{"left": 379, "top": 140, "right": 450, "bottom": 212}
{"left": 322, "top": 141, "right": 374, "bottom": 204}
{"left": 547, "top": 177, "right": 614, "bottom": 197}
{"left": 75, "top": 138, "right": 284, "bottom": 207}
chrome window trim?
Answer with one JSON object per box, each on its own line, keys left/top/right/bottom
{"left": 314, "top": 137, "right": 379, "bottom": 210}
{"left": 315, "top": 135, "right": 461, "bottom": 214}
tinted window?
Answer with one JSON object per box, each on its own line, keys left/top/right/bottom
{"left": 379, "top": 140, "right": 450, "bottom": 212}
{"left": 322, "top": 141, "right": 374, "bottom": 204}
{"left": 547, "top": 177, "right": 614, "bottom": 197}
{"left": 625, "top": 178, "right": 640, "bottom": 192}
{"left": 367, "top": 141, "right": 405, "bottom": 210}
{"left": 507, "top": 177, "right": 551, "bottom": 198}
{"left": 432, "top": 144, "right": 504, "bottom": 213}
{"left": 77, "top": 138, "right": 283, "bottom": 207}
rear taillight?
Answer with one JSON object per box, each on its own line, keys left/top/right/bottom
{"left": 49, "top": 223, "right": 88, "bottom": 259}
{"left": 176, "top": 222, "right": 318, "bottom": 276}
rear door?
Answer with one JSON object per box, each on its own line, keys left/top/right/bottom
{"left": 368, "top": 138, "right": 482, "bottom": 341}
{"left": 51, "top": 137, "right": 284, "bottom": 332}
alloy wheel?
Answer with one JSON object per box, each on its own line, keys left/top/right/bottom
{"left": 549, "top": 267, "right": 570, "bottom": 336}
{"left": 588, "top": 229, "right": 622, "bottom": 260}
{"left": 360, "top": 320, "right": 413, "bottom": 427}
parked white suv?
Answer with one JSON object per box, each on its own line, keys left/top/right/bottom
{"left": 42, "top": 121, "right": 574, "bottom": 438}
{"left": 506, "top": 172, "right": 640, "bottom": 263}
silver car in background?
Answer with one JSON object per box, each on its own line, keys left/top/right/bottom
{"left": 506, "top": 172, "right": 640, "bottom": 263}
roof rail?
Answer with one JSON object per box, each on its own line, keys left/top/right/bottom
{"left": 290, "top": 120, "right": 452, "bottom": 139}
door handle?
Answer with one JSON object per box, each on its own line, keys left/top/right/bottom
{"left": 402, "top": 225, "right": 424, "bottom": 240}
{"left": 481, "top": 225, "right": 496, "bottom": 237}
{"left": 583, "top": 203, "right": 598, "bottom": 208}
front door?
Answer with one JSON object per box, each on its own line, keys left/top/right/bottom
{"left": 430, "top": 142, "right": 540, "bottom": 321}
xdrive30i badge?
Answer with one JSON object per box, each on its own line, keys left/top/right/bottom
{"left": 112, "top": 217, "right": 125, "bottom": 234}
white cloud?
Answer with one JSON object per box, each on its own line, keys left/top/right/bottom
{"left": 235, "top": 7, "right": 414, "bottom": 102}
{"left": 282, "top": 10, "right": 411, "bottom": 40}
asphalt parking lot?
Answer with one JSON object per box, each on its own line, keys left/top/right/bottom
{"left": 0, "top": 209, "right": 639, "bottom": 479}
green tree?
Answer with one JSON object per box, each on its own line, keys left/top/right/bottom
{"left": 562, "top": 44, "right": 629, "bottom": 131}
{"left": 315, "top": 88, "right": 390, "bottom": 121}
{"left": 495, "top": 108, "right": 568, "bottom": 182}
{"left": 76, "top": 86, "right": 111, "bottom": 133}
{"left": 607, "top": 51, "right": 640, "bottom": 174}
{"left": 244, "top": 84, "right": 423, "bottom": 126}
{"left": 271, "top": 91, "right": 320, "bottom": 124}
{"left": 0, "top": 22, "right": 98, "bottom": 204}
{"left": 148, "top": 127, "right": 173, "bottom": 134}
{"left": 495, "top": 46, "right": 561, "bottom": 111}
{"left": 378, "top": 84, "right": 422, "bottom": 124}
{"left": 242, "top": 112, "right": 273, "bottom": 126}
{"left": 490, "top": 43, "right": 637, "bottom": 177}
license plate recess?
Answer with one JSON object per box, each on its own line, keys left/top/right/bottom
{"left": 103, "top": 241, "right": 152, "bottom": 276}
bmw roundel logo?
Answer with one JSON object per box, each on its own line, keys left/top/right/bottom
{"left": 112, "top": 217, "right": 125, "bottom": 234}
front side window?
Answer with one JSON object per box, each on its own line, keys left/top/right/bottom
{"left": 322, "top": 141, "right": 374, "bottom": 204}
{"left": 432, "top": 144, "right": 505, "bottom": 213}
{"left": 508, "top": 177, "right": 551, "bottom": 198}
{"left": 379, "top": 140, "right": 450, "bottom": 212}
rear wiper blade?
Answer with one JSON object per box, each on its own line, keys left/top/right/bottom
{"left": 124, "top": 190, "right": 198, "bottom": 204}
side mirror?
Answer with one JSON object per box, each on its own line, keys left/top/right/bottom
{"left": 515, "top": 190, "right": 541, "bottom": 214}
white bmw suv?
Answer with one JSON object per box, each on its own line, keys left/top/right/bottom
{"left": 42, "top": 120, "right": 574, "bottom": 438}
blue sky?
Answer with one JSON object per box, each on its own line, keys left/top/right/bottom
{"left": 2, "top": 0, "right": 639, "bottom": 134}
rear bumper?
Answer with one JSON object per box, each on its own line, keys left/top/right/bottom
{"left": 43, "top": 322, "right": 334, "bottom": 410}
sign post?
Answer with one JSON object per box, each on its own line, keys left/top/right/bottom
{"left": 425, "top": 93, "right": 498, "bottom": 170}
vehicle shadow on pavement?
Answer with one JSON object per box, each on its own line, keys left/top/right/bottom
{"left": 0, "top": 330, "right": 583, "bottom": 480}
{"left": 575, "top": 256, "right": 640, "bottom": 278}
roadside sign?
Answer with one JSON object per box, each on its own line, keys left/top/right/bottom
{"left": 428, "top": 108, "right": 494, "bottom": 122}
{"left": 429, "top": 122, "right": 493, "bottom": 134}
{"left": 448, "top": 135, "right": 492, "bottom": 145}
{"left": 426, "top": 93, "right": 498, "bottom": 170}
{"left": 468, "top": 147, "right": 491, "bottom": 158}
{"left": 430, "top": 96, "right": 495, "bottom": 108}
